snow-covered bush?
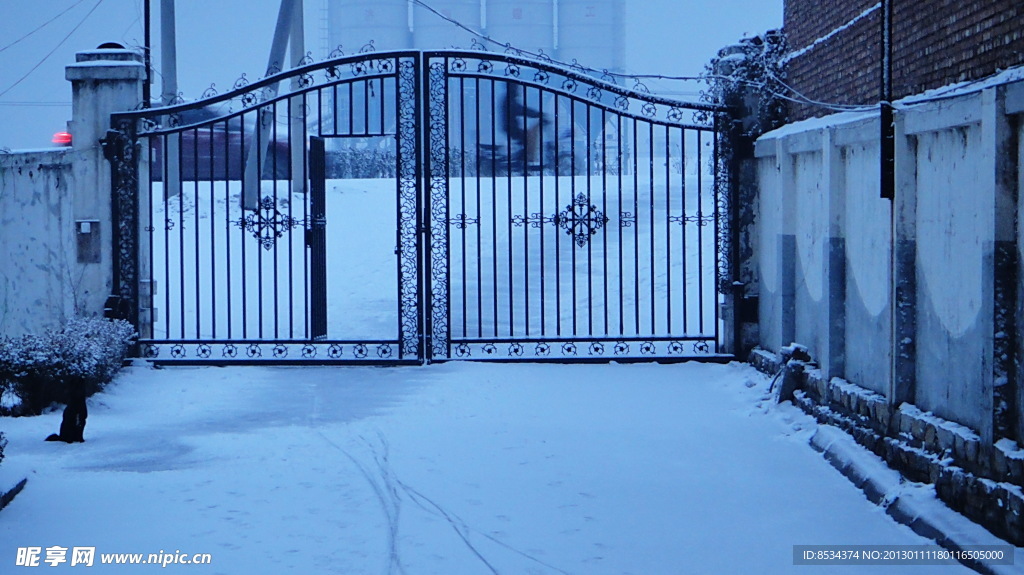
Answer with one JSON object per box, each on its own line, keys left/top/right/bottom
{"left": 0, "top": 318, "right": 136, "bottom": 416}
{"left": 0, "top": 432, "right": 6, "bottom": 467}
{"left": 702, "top": 30, "right": 789, "bottom": 139}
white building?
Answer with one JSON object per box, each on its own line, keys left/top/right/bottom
{"left": 324, "top": 0, "right": 625, "bottom": 74}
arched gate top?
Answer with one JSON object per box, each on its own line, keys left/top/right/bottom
{"left": 112, "top": 49, "right": 727, "bottom": 135}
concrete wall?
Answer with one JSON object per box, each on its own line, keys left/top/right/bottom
{"left": 753, "top": 74, "right": 1024, "bottom": 446}
{"left": 0, "top": 150, "right": 77, "bottom": 335}
{"left": 0, "top": 49, "right": 143, "bottom": 337}
{"left": 841, "top": 139, "right": 889, "bottom": 395}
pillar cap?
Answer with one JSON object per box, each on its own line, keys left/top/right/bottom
{"left": 66, "top": 49, "right": 145, "bottom": 82}
{"left": 75, "top": 49, "right": 142, "bottom": 64}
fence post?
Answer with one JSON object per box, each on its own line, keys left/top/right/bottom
{"left": 713, "top": 47, "right": 762, "bottom": 358}
{"left": 65, "top": 49, "right": 145, "bottom": 322}
{"left": 889, "top": 109, "right": 916, "bottom": 408}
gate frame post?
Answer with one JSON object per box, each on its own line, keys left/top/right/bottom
{"left": 102, "top": 120, "right": 142, "bottom": 346}
{"left": 397, "top": 55, "right": 425, "bottom": 363}
{"left": 422, "top": 52, "right": 451, "bottom": 362}
{"left": 718, "top": 106, "right": 759, "bottom": 358}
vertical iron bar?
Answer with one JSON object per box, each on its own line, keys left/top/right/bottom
{"left": 379, "top": 76, "right": 386, "bottom": 134}
{"left": 554, "top": 93, "right": 562, "bottom": 337}
{"left": 226, "top": 118, "right": 234, "bottom": 338}
{"left": 681, "top": 128, "right": 688, "bottom": 333}
{"left": 586, "top": 102, "right": 593, "bottom": 338}
{"left": 209, "top": 123, "right": 216, "bottom": 338}
{"left": 617, "top": 113, "right": 624, "bottom": 335}
{"left": 287, "top": 96, "right": 296, "bottom": 340}
{"left": 570, "top": 98, "right": 577, "bottom": 337}
{"left": 272, "top": 101, "right": 280, "bottom": 340}
{"left": 539, "top": 88, "right": 546, "bottom": 337}
{"left": 632, "top": 117, "right": 639, "bottom": 335}
{"left": 665, "top": 124, "right": 672, "bottom": 334}
{"left": 363, "top": 79, "right": 370, "bottom": 135}
{"left": 162, "top": 134, "right": 170, "bottom": 340}
{"left": 332, "top": 84, "right": 338, "bottom": 135}
{"left": 460, "top": 77, "right": 468, "bottom": 338}
{"left": 491, "top": 79, "right": 498, "bottom": 338}
{"left": 523, "top": 84, "right": 531, "bottom": 336}
{"left": 476, "top": 77, "right": 483, "bottom": 338}
{"left": 193, "top": 126, "right": 201, "bottom": 339}
{"left": 506, "top": 83, "right": 514, "bottom": 337}
{"left": 240, "top": 115, "right": 249, "bottom": 338}
{"left": 697, "top": 129, "right": 706, "bottom": 334}
{"left": 256, "top": 107, "right": 264, "bottom": 340}
{"left": 648, "top": 121, "right": 655, "bottom": 336}
{"left": 601, "top": 106, "right": 608, "bottom": 336}
{"left": 178, "top": 129, "right": 185, "bottom": 339}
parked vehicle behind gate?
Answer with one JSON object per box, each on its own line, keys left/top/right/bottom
{"left": 148, "top": 106, "right": 291, "bottom": 181}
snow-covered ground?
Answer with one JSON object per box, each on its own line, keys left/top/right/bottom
{"left": 0, "top": 361, "right": 984, "bottom": 574}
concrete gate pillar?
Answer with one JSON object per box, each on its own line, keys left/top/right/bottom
{"left": 64, "top": 49, "right": 145, "bottom": 320}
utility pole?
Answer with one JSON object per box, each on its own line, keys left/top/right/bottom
{"left": 161, "top": 0, "right": 179, "bottom": 105}
{"left": 242, "top": 0, "right": 302, "bottom": 210}
{"left": 143, "top": 0, "right": 151, "bottom": 107}
{"left": 161, "top": 0, "right": 181, "bottom": 199}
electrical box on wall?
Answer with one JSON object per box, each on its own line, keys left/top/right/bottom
{"left": 76, "top": 220, "right": 101, "bottom": 264}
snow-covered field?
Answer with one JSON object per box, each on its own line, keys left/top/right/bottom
{"left": 0, "top": 361, "right": 981, "bottom": 574}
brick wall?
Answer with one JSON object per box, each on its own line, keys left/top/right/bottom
{"left": 784, "top": 0, "right": 1024, "bottom": 121}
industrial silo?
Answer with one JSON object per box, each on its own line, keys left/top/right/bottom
{"left": 413, "top": 0, "right": 483, "bottom": 50}
{"left": 557, "top": 0, "right": 625, "bottom": 74}
{"left": 327, "top": 0, "right": 411, "bottom": 54}
{"left": 485, "top": 0, "right": 555, "bottom": 57}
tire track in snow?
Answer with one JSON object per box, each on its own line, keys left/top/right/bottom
{"left": 361, "top": 429, "right": 571, "bottom": 575}
{"left": 314, "top": 429, "right": 406, "bottom": 575}
{"left": 315, "top": 424, "right": 573, "bottom": 574}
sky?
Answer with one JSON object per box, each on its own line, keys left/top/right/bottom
{"left": 0, "top": 0, "right": 781, "bottom": 149}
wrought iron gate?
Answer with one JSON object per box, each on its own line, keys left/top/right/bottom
{"left": 106, "top": 49, "right": 731, "bottom": 364}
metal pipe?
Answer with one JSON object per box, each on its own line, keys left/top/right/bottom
{"left": 243, "top": 0, "right": 296, "bottom": 210}
{"left": 880, "top": 0, "right": 894, "bottom": 200}
{"left": 143, "top": 0, "right": 151, "bottom": 107}
{"left": 161, "top": 0, "right": 180, "bottom": 198}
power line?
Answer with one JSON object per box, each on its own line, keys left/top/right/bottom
{"left": 0, "top": 0, "right": 90, "bottom": 54}
{"left": 0, "top": 0, "right": 105, "bottom": 99}
{"left": 0, "top": 99, "right": 72, "bottom": 105}
{"left": 408, "top": 0, "right": 711, "bottom": 84}
{"left": 410, "top": 0, "right": 865, "bottom": 115}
